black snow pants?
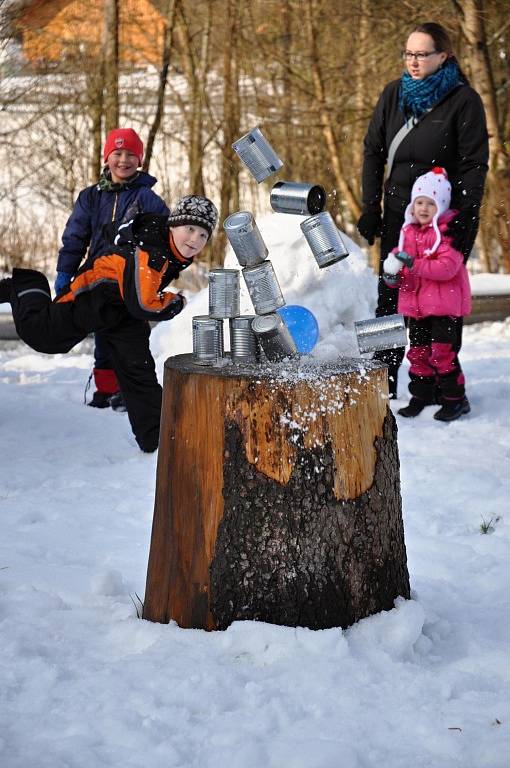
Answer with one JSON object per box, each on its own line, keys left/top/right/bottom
{"left": 373, "top": 207, "right": 407, "bottom": 397}
{"left": 8, "top": 268, "right": 162, "bottom": 452}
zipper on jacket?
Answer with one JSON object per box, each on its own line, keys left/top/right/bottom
{"left": 112, "top": 193, "right": 118, "bottom": 222}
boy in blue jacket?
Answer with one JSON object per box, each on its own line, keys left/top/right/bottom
{"left": 55, "top": 127, "right": 169, "bottom": 408}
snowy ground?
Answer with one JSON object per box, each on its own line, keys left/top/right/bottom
{"left": 1, "top": 214, "right": 510, "bottom": 767}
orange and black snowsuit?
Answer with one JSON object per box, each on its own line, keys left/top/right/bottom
{"left": 8, "top": 214, "right": 191, "bottom": 452}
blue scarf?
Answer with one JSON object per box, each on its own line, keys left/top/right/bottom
{"left": 399, "top": 58, "right": 463, "bottom": 118}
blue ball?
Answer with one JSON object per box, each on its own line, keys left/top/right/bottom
{"left": 277, "top": 305, "right": 319, "bottom": 354}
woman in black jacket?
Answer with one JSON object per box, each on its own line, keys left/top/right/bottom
{"left": 357, "top": 22, "right": 489, "bottom": 397}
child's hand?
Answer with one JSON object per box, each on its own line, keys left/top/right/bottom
{"left": 394, "top": 251, "right": 414, "bottom": 269}
{"left": 383, "top": 253, "right": 404, "bottom": 275}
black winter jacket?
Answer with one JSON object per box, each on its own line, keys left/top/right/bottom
{"left": 362, "top": 80, "right": 489, "bottom": 216}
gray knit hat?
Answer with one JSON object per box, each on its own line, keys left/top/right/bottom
{"left": 168, "top": 195, "right": 218, "bottom": 239}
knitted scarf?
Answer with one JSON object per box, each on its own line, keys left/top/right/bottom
{"left": 97, "top": 169, "right": 140, "bottom": 192}
{"left": 399, "top": 58, "right": 463, "bottom": 118}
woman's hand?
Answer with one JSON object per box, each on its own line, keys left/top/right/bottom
{"left": 357, "top": 212, "right": 382, "bottom": 245}
{"left": 446, "top": 210, "right": 478, "bottom": 258}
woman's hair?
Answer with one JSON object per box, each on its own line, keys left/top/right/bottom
{"left": 412, "top": 22, "right": 453, "bottom": 55}
{"left": 410, "top": 22, "right": 470, "bottom": 84}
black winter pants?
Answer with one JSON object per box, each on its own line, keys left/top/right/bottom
{"left": 8, "top": 268, "right": 162, "bottom": 452}
{"left": 374, "top": 207, "right": 406, "bottom": 396}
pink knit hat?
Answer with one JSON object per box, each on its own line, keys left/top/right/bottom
{"left": 398, "top": 167, "right": 451, "bottom": 255}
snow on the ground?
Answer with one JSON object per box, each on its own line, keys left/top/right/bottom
{"left": 1, "top": 213, "right": 510, "bottom": 768}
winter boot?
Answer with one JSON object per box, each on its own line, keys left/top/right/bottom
{"left": 87, "top": 367, "right": 120, "bottom": 409}
{"left": 0, "top": 277, "right": 12, "bottom": 303}
{"left": 109, "top": 391, "right": 127, "bottom": 412}
{"left": 88, "top": 391, "right": 112, "bottom": 408}
{"left": 397, "top": 397, "right": 429, "bottom": 418}
{"left": 433, "top": 397, "right": 471, "bottom": 422}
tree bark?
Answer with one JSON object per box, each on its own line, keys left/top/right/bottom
{"left": 102, "top": 0, "right": 119, "bottom": 134}
{"left": 210, "top": 0, "right": 240, "bottom": 266}
{"left": 143, "top": 0, "right": 179, "bottom": 173}
{"left": 143, "top": 355, "right": 410, "bottom": 631}
{"left": 458, "top": 0, "right": 510, "bottom": 271}
{"left": 304, "top": 0, "right": 362, "bottom": 224}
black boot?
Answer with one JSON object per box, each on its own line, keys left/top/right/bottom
{"left": 109, "top": 391, "right": 127, "bottom": 412}
{"left": 433, "top": 397, "right": 470, "bottom": 422}
{"left": 0, "top": 277, "right": 12, "bottom": 303}
{"left": 398, "top": 397, "right": 429, "bottom": 418}
{"left": 88, "top": 391, "right": 112, "bottom": 409}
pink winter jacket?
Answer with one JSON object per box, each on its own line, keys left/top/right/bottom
{"left": 390, "top": 210, "right": 472, "bottom": 319}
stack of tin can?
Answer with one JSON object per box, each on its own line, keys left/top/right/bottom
{"left": 222, "top": 210, "right": 298, "bottom": 362}
{"left": 193, "top": 267, "right": 263, "bottom": 366}
{"left": 193, "top": 125, "right": 401, "bottom": 366}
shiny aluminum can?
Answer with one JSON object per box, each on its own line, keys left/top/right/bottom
{"left": 223, "top": 211, "right": 268, "bottom": 267}
{"left": 242, "top": 260, "right": 285, "bottom": 315}
{"left": 354, "top": 314, "right": 407, "bottom": 354}
{"left": 232, "top": 126, "right": 283, "bottom": 183}
{"left": 300, "top": 211, "right": 349, "bottom": 268}
{"left": 229, "top": 316, "right": 260, "bottom": 363}
{"left": 208, "top": 268, "right": 240, "bottom": 319}
{"left": 251, "top": 313, "right": 298, "bottom": 361}
{"left": 192, "top": 316, "right": 224, "bottom": 365}
{"left": 270, "top": 181, "right": 326, "bottom": 216}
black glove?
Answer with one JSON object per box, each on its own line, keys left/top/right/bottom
{"left": 446, "top": 210, "right": 479, "bottom": 260}
{"left": 357, "top": 212, "right": 382, "bottom": 246}
{"left": 394, "top": 251, "right": 414, "bottom": 269}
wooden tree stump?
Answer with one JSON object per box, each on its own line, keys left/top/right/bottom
{"left": 143, "top": 354, "right": 410, "bottom": 630}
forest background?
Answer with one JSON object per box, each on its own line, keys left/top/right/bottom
{"left": 0, "top": 0, "right": 509, "bottom": 276}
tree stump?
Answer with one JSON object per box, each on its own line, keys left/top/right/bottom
{"left": 143, "top": 354, "right": 410, "bottom": 630}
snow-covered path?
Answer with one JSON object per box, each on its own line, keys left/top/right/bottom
{"left": 1, "top": 319, "right": 509, "bottom": 768}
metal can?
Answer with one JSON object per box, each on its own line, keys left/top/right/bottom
{"left": 208, "top": 268, "right": 240, "bottom": 319}
{"left": 270, "top": 181, "right": 326, "bottom": 216}
{"left": 242, "top": 260, "right": 285, "bottom": 315}
{"left": 223, "top": 211, "right": 268, "bottom": 267}
{"left": 192, "top": 316, "right": 224, "bottom": 365}
{"left": 354, "top": 314, "right": 407, "bottom": 354}
{"left": 232, "top": 126, "right": 283, "bottom": 183}
{"left": 300, "top": 211, "right": 349, "bottom": 268}
{"left": 229, "top": 316, "right": 260, "bottom": 363}
{"left": 251, "top": 313, "right": 298, "bottom": 361}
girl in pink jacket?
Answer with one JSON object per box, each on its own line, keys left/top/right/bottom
{"left": 383, "top": 167, "right": 471, "bottom": 421}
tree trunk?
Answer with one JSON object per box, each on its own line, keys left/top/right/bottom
{"left": 304, "top": 0, "right": 362, "bottom": 224}
{"left": 458, "top": 0, "right": 510, "bottom": 271}
{"left": 102, "top": 0, "right": 119, "bottom": 134}
{"left": 143, "top": 355, "right": 410, "bottom": 631}
{"left": 87, "top": 72, "right": 103, "bottom": 182}
{"left": 210, "top": 0, "right": 240, "bottom": 267}
{"left": 143, "top": 0, "right": 179, "bottom": 173}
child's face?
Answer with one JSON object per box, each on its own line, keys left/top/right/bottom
{"left": 412, "top": 196, "right": 437, "bottom": 226}
{"left": 107, "top": 150, "right": 140, "bottom": 182}
{"left": 171, "top": 224, "right": 209, "bottom": 259}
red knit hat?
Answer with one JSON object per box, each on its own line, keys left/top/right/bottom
{"left": 103, "top": 128, "right": 144, "bottom": 164}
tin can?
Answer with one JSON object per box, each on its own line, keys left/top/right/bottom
{"left": 354, "top": 314, "right": 407, "bottom": 354}
{"left": 270, "top": 181, "right": 326, "bottom": 216}
{"left": 242, "top": 260, "right": 285, "bottom": 315}
{"left": 251, "top": 313, "right": 298, "bottom": 361}
{"left": 300, "top": 211, "right": 349, "bottom": 268}
{"left": 192, "top": 316, "right": 224, "bottom": 365}
{"left": 232, "top": 126, "right": 283, "bottom": 183}
{"left": 223, "top": 211, "right": 268, "bottom": 267}
{"left": 229, "top": 316, "right": 260, "bottom": 363}
{"left": 208, "top": 268, "right": 240, "bottom": 319}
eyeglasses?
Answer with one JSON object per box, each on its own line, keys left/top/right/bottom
{"left": 402, "top": 50, "right": 438, "bottom": 61}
